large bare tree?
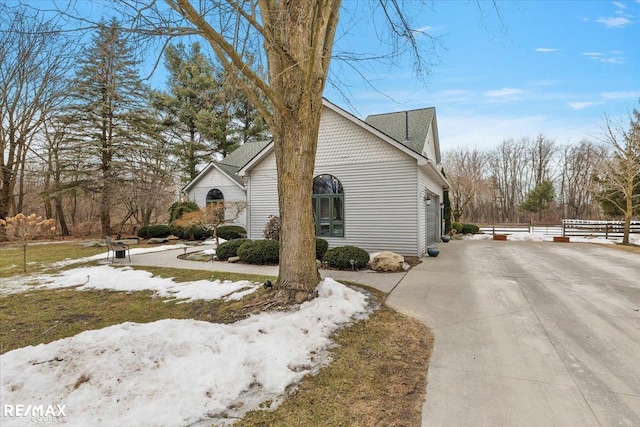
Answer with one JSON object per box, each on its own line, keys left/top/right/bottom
{"left": 443, "top": 147, "right": 486, "bottom": 222}
{"left": 0, "top": 4, "right": 73, "bottom": 226}
{"left": 596, "top": 109, "right": 640, "bottom": 244}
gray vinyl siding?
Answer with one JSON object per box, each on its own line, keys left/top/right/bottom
{"left": 245, "top": 104, "right": 444, "bottom": 257}
{"left": 318, "top": 160, "right": 418, "bottom": 255}
{"left": 247, "top": 155, "right": 420, "bottom": 256}
{"left": 246, "top": 155, "right": 278, "bottom": 238}
{"left": 185, "top": 168, "right": 247, "bottom": 227}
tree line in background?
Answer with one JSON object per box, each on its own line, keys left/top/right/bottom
{"left": 0, "top": 6, "right": 269, "bottom": 239}
{"left": 2, "top": 4, "right": 638, "bottom": 246}
{"left": 444, "top": 116, "right": 640, "bottom": 230}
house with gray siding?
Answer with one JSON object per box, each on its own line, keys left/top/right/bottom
{"left": 183, "top": 98, "right": 449, "bottom": 257}
{"left": 181, "top": 140, "right": 270, "bottom": 228}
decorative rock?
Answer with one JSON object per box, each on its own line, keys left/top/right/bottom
{"left": 166, "top": 235, "right": 180, "bottom": 241}
{"left": 402, "top": 262, "right": 411, "bottom": 271}
{"left": 227, "top": 256, "right": 241, "bottom": 263}
{"left": 186, "top": 252, "right": 213, "bottom": 262}
{"left": 370, "top": 251, "right": 405, "bottom": 272}
{"left": 148, "top": 237, "right": 169, "bottom": 244}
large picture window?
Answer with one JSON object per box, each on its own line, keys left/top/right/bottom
{"left": 206, "top": 189, "right": 224, "bottom": 222}
{"left": 312, "top": 174, "right": 344, "bottom": 237}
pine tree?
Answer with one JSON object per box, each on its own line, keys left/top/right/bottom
{"left": 64, "top": 19, "right": 156, "bottom": 236}
{"left": 152, "top": 42, "right": 268, "bottom": 182}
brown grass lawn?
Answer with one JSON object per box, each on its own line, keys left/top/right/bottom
{"left": 0, "top": 243, "right": 433, "bottom": 426}
{"left": 599, "top": 242, "right": 640, "bottom": 256}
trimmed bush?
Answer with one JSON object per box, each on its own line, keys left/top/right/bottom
{"left": 237, "top": 239, "right": 280, "bottom": 265}
{"left": 461, "top": 223, "right": 480, "bottom": 234}
{"left": 216, "top": 238, "right": 251, "bottom": 260}
{"left": 323, "top": 245, "right": 370, "bottom": 270}
{"left": 462, "top": 224, "right": 480, "bottom": 234}
{"left": 263, "top": 215, "right": 280, "bottom": 240}
{"left": 216, "top": 225, "right": 246, "bottom": 241}
{"left": 315, "top": 238, "right": 329, "bottom": 260}
{"left": 171, "top": 226, "right": 213, "bottom": 241}
{"left": 168, "top": 201, "right": 199, "bottom": 224}
{"left": 137, "top": 224, "right": 172, "bottom": 239}
{"left": 451, "top": 222, "right": 463, "bottom": 233}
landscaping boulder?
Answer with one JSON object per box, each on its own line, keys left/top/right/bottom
{"left": 148, "top": 237, "right": 169, "bottom": 244}
{"left": 370, "top": 251, "right": 404, "bottom": 272}
{"left": 227, "top": 256, "right": 241, "bottom": 263}
{"left": 166, "top": 234, "right": 180, "bottom": 241}
{"left": 186, "top": 252, "right": 213, "bottom": 262}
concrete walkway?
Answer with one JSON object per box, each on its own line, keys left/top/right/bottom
{"left": 387, "top": 240, "right": 640, "bottom": 427}
{"left": 127, "top": 245, "right": 404, "bottom": 293}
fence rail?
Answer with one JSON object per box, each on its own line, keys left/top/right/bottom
{"left": 478, "top": 220, "right": 640, "bottom": 239}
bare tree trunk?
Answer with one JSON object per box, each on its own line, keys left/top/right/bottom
{"left": 260, "top": 1, "right": 339, "bottom": 295}
{"left": 273, "top": 112, "right": 322, "bottom": 292}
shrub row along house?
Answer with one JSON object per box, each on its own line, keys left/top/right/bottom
{"left": 182, "top": 99, "right": 449, "bottom": 257}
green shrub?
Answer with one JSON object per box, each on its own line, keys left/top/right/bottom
{"left": 461, "top": 223, "right": 480, "bottom": 234}
{"left": 168, "top": 201, "right": 199, "bottom": 224}
{"left": 315, "top": 238, "right": 329, "bottom": 260}
{"left": 137, "top": 224, "right": 172, "bottom": 239}
{"left": 216, "top": 225, "right": 246, "bottom": 241}
{"left": 323, "top": 245, "right": 370, "bottom": 270}
{"left": 237, "top": 240, "right": 280, "bottom": 265}
{"left": 171, "top": 226, "right": 213, "bottom": 241}
{"left": 451, "top": 222, "right": 463, "bottom": 233}
{"left": 263, "top": 215, "right": 280, "bottom": 240}
{"left": 216, "top": 239, "right": 251, "bottom": 260}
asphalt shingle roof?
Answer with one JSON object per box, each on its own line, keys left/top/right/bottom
{"left": 364, "top": 108, "right": 435, "bottom": 157}
{"left": 220, "top": 140, "right": 271, "bottom": 168}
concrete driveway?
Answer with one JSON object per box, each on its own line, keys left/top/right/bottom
{"left": 386, "top": 240, "right": 640, "bottom": 427}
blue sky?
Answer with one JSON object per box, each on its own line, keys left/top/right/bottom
{"left": 324, "top": 0, "right": 640, "bottom": 150}
{"left": 44, "top": 0, "right": 639, "bottom": 151}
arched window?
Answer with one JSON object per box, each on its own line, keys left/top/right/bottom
{"left": 206, "top": 189, "right": 224, "bottom": 222}
{"left": 205, "top": 189, "right": 224, "bottom": 205}
{"left": 312, "top": 175, "right": 344, "bottom": 237}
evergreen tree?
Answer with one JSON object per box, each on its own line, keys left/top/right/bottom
{"left": 152, "top": 42, "right": 219, "bottom": 181}
{"left": 152, "top": 42, "right": 268, "bottom": 182}
{"left": 64, "top": 19, "right": 156, "bottom": 236}
{"left": 520, "top": 180, "right": 555, "bottom": 220}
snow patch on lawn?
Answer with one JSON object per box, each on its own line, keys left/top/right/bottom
{"left": 0, "top": 278, "right": 370, "bottom": 426}
{"left": 1, "top": 265, "right": 259, "bottom": 301}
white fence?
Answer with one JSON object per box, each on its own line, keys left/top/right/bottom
{"left": 479, "top": 219, "right": 640, "bottom": 239}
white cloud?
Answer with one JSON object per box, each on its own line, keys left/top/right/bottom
{"left": 612, "top": 1, "right": 627, "bottom": 9}
{"left": 535, "top": 48, "right": 559, "bottom": 53}
{"left": 484, "top": 88, "right": 523, "bottom": 98}
{"left": 414, "top": 25, "right": 435, "bottom": 33}
{"left": 596, "top": 16, "right": 632, "bottom": 27}
{"left": 567, "top": 101, "right": 602, "bottom": 111}
{"left": 600, "top": 57, "right": 625, "bottom": 64}
{"left": 600, "top": 91, "right": 640, "bottom": 100}
{"left": 582, "top": 51, "right": 625, "bottom": 64}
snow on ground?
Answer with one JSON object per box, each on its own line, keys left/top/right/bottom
{"left": 0, "top": 278, "right": 370, "bottom": 427}
{"left": 462, "top": 232, "right": 640, "bottom": 245}
{"left": 1, "top": 265, "right": 260, "bottom": 300}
